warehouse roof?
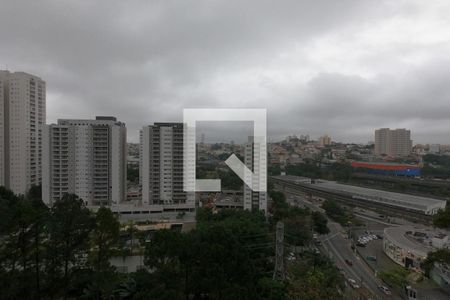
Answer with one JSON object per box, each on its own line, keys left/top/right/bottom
{"left": 314, "top": 180, "right": 445, "bottom": 211}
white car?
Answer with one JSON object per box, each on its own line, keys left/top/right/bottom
{"left": 348, "top": 278, "right": 360, "bottom": 289}
{"left": 379, "top": 285, "right": 391, "bottom": 295}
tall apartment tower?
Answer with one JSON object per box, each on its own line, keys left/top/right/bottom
{"left": 243, "top": 136, "right": 267, "bottom": 213}
{"left": 0, "top": 70, "right": 46, "bottom": 195}
{"left": 374, "top": 128, "right": 412, "bottom": 157}
{"left": 319, "top": 135, "right": 331, "bottom": 146}
{"left": 42, "top": 116, "right": 127, "bottom": 206}
{"left": 140, "top": 123, "right": 194, "bottom": 206}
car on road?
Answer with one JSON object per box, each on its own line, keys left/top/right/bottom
{"left": 378, "top": 285, "right": 391, "bottom": 295}
{"left": 345, "top": 259, "right": 353, "bottom": 266}
{"left": 287, "top": 252, "right": 296, "bottom": 261}
{"left": 348, "top": 278, "right": 360, "bottom": 289}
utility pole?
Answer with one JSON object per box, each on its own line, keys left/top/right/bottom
{"left": 273, "top": 221, "right": 285, "bottom": 280}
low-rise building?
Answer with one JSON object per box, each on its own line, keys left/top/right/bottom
{"left": 312, "top": 180, "right": 446, "bottom": 215}
{"left": 383, "top": 226, "right": 450, "bottom": 271}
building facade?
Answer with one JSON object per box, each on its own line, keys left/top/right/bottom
{"left": 429, "top": 144, "right": 441, "bottom": 154}
{"left": 140, "top": 123, "right": 194, "bottom": 206}
{"left": 375, "top": 128, "right": 412, "bottom": 157}
{"left": 243, "top": 136, "right": 267, "bottom": 213}
{"left": 318, "top": 135, "right": 331, "bottom": 146}
{"left": 351, "top": 161, "right": 421, "bottom": 176}
{"left": 0, "top": 70, "right": 46, "bottom": 195}
{"left": 383, "top": 226, "right": 449, "bottom": 272}
{"left": 42, "top": 116, "right": 127, "bottom": 206}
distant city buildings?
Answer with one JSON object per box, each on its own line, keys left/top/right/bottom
{"left": 429, "top": 144, "right": 441, "bottom": 154}
{"left": 42, "top": 116, "right": 127, "bottom": 206}
{"left": 319, "top": 135, "right": 331, "bottom": 146}
{"left": 243, "top": 137, "right": 267, "bottom": 213}
{"left": 0, "top": 70, "right": 46, "bottom": 195}
{"left": 375, "top": 128, "right": 412, "bottom": 157}
{"left": 140, "top": 123, "right": 194, "bottom": 207}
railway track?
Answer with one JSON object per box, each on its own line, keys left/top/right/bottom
{"left": 271, "top": 177, "right": 433, "bottom": 223}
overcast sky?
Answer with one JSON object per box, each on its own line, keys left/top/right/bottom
{"left": 1, "top": 0, "right": 450, "bottom": 144}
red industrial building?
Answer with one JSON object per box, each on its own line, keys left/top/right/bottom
{"left": 351, "top": 161, "right": 421, "bottom": 176}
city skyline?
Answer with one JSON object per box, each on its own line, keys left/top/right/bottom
{"left": 1, "top": 1, "right": 450, "bottom": 144}
{"left": 2, "top": 2, "right": 450, "bottom": 300}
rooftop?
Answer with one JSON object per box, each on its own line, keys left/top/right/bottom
{"left": 384, "top": 226, "right": 439, "bottom": 257}
{"left": 314, "top": 180, "right": 445, "bottom": 210}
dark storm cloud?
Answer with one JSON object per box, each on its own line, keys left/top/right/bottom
{"left": 0, "top": 0, "right": 449, "bottom": 143}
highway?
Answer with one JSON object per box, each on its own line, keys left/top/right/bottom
{"left": 286, "top": 193, "right": 401, "bottom": 300}
{"left": 321, "top": 221, "right": 397, "bottom": 300}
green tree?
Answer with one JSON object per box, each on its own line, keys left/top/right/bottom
{"left": 0, "top": 186, "right": 49, "bottom": 300}
{"left": 287, "top": 251, "right": 343, "bottom": 300}
{"left": 90, "top": 207, "right": 120, "bottom": 269}
{"left": 144, "top": 230, "right": 184, "bottom": 270}
{"left": 27, "top": 186, "right": 49, "bottom": 300}
{"left": 87, "top": 207, "right": 121, "bottom": 299}
{"left": 433, "top": 206, "right": 450, "bottom": 229}
{"left": 46, "top": 194, "right": 95, "bottom": 299}
{"left": 127, "top": 166, "right": 139, "bottom": 183}
{"left": 257, "top": 277, "right": 286, "bottom": 300}
{"left": 321, "top": 199, "right": 350, "bottom": 226}
{"left": 285, "top": 214, "right": 313, "bottom": 246}
{"left": 422, "top": 249, "right": 450, "bottom": 276}
{"left": 312, "top": 211, "right": 330, "bottom": 235}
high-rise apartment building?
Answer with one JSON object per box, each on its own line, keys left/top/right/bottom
{"left": 42, "top": 116, "right": 127, "bottom": 206}
{"left": 375, "top": 128, "right": 412, "bottom": 157}
{"left": 319, "top": 135, "right": 331, "bottom": 146}
{"left": 140, "top": 123, "right": 194, "bottom": 206}
{"left": 429, "top": 144, "right": 441, "bottom": 154}
{"left": 0, "top": 70, "right": 46, "bottom": 195}
{"left": 243, "top": 136, "right": 267, "bottom": 213}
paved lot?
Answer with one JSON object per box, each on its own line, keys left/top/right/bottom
{"left": 353, "top": 220, "right": 450, "bottom": 300}
{"left": 286, "top": 192, "right": 450, "bottom": 300}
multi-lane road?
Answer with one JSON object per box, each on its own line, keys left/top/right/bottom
{"left": 286, "top": 194, "right": 401, "bottom": 300}
{"left": 320, "top": 221, "right": 399, "bottom": 300}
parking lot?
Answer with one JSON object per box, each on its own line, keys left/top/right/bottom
{"left": 353, "top": 217, "right": 450, "bottom": 300}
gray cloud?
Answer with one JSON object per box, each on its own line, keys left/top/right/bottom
{"left": 1, "top": 0, "right": 449, "bottom": 144}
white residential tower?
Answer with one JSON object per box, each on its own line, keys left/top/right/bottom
{"left": 140, "top": 123, "right": 194, "bottom": 207}
{"left": 0, "top": 70, "right": 46, "bottom": 195}
{"left": 42, "top": 116, "right": 127, "bottom": 206}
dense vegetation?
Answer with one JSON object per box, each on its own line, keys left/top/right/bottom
{"left": 420, "top": 154, "right": 450, "bottom": 180}
{"left": 284, "top": 161, "right": 352, "bottom": 182}
{"left": 422, "top": 207, "right": 450, "bottom": 278}
{"left": 282, "top": 158, "right": 450, "bottom": 197}
{"left": 197, "top": 166, "right": 243, "bottom": 190}
{"left": 321, "top": 199, "right": 352, "bottom": 226}
{"left": 0, "top": 184, "right": 340, "bottom": 299}
{"left": 0, "top": 186, "right": 120, "bottom": 299}
{"left": 127, "top": 166, "right": 139, "bottom": 183}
